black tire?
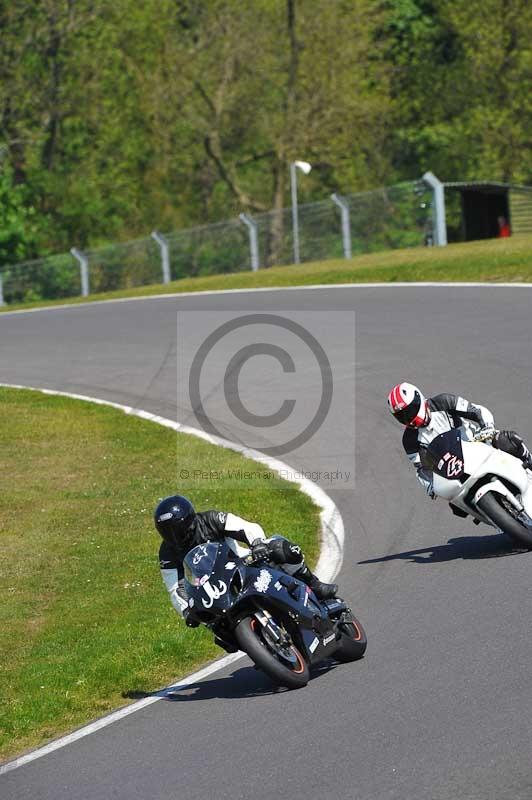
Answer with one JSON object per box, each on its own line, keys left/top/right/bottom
{"left": 234, "top": 615, "right": 310, "bottom": 689}
{"left": 477, "top": 491, "right": 532, "bottom": 549}
{"left": 334, "top": 616, "right": 367, "bottom": 663}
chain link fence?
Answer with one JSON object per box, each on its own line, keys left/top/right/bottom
{"left": 1, "top": 252, "right": 81, "bottom": 304}
{"left": 1, "top": 180, "right": 431, "bottom": 304}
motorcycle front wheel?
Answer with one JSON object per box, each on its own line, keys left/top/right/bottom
{"left": 234, "top": 615, "right": 310, "bottom": 689}
{"left": 334, "top": 616, "right": 367, "bottom": 663}
{"left": 477, "top": 492, "right": 532, "bottom": 549}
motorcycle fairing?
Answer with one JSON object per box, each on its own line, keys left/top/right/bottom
{"left": 183, "top": 541, "right": 344, "bottom": 663}
{"left": 423, "top": 429, "right": 466, "bottom": 481}
{"left": 433, "top": 440, "right": 532, "bottom": 517}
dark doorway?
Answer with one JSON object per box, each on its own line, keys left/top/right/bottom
{"left": 460, "top": 188, "right": 509, "bottom": 241}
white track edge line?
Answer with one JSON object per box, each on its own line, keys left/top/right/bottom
{"left": 0, "top": 652, "right": 243, "bottom": 776}
{"left": 0, "top": 382, "right": 344, "bottom": 775}
{"left": 1, "top": 280, "right": 532, "bottom": 316}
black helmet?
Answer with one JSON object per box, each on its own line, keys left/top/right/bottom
{"left": 154, "top": 495, "right": 196, "bottom": 548}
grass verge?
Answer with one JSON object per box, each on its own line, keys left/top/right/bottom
{"left": 0, "top": 387, "right": 320, "bottom": 762}
{"left": 2, "top": 236, "right": 532, "bottom": 313}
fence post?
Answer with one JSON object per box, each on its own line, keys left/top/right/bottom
{"left": 0, "top": 273, "right": 4, "bottom": 306}
{"left": 422, "top": 171, "right": 447, "bottom": 246}
{"left": 70, "top": 248, "right": 90, "bottom": 296}
{"left": 151, "top": 231, "right": 171, "bottom": 284}
{"left": 331, "top": 193, "right": 352, "bottom": 259}
{"left": 238, "top": 213, "right": 260, "bottom": 271}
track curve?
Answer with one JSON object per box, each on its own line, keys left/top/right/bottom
{"left": 2, "top": 285, "right": 532, "bottom": 800}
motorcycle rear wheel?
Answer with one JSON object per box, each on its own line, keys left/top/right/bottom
{"left": 234, "top": 615, "right": 310, "bottom": 689}
{"left": 334, "top": 616, "right": 367, "bottom": 663}
{"left": 477, "top": 492, "right": 532, "bottom": 549}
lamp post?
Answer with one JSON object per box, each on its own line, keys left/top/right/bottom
{"left": 290, "top": 160, "right": 312, "bottom": 264}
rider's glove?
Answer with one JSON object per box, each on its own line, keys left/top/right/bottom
{"left": 250, "top": 538, "right": 271, "bottom": 562}
{"left": 479, "top": 424, "right": 496, "bottom": 439}
{"left": 183, "top": 608, "right": 200, "bottom": 628}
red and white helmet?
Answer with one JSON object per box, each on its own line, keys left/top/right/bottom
{"left": 387, "top": 382, "right": 430, "bottom": 428}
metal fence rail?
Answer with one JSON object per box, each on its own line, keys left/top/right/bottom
{"left": 0, "top": 179, "right": 433, "bottom": 305}
{"left": 1, "top": 252, "right": 81, "bottom": 304}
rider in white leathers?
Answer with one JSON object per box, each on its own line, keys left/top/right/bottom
{"left": 387, "top": 383, "right": 532, "bottom": 498}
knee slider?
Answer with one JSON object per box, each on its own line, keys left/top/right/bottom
{"left": 494, "top": 430, "right": 522, "bottom": 453}
{"left": 268, "top": 537, "right": 303, "bottom": 565}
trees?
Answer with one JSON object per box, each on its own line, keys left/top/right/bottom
{"left": 385, "top": 0, "right": 532, "bottom": 182}
{"left": 160, "top": 0, "right": 392, "bottom": 258}
{"left": 0, "top": 161, "right": 38, "bottom": 265}
{"left": 441, "top": 0, "right": 532, "bottom": 183}
{"left": 0, "top": 0, "right": 530, "bottom": 264}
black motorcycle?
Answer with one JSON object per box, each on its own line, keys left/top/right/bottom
{"left": 183, "top": 540, "right": 367, "bottom": 689}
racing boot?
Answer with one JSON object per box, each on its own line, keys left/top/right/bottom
{"left": 296, "top": 565, "right": 338, "bottom": 600}
{"left": 521, "top": 444, "right": 532, "bottom": 471}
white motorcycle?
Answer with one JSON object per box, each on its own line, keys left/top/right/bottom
{"left": 423, "top": 425, "right": 532, "bottom": 548}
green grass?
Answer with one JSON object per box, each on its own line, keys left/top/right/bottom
{"left": 0, "top": 388, "right": 320, "bottom": 761}
{"left": 3, "top": 236, "right": 532, "bottom": 313}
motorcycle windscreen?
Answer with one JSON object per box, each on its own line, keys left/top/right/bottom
{"left": 422, "top": 429, "right": 467, "bottom": 481}
{"left": 183, "top": 542, "right": 220, "bottom": 588}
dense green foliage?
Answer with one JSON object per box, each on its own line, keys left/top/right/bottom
{"left": 0, "top": 162, "right": 38, "bottom": 264}
{"left": 0, "top": 0, "right": 530, "bottom": 262}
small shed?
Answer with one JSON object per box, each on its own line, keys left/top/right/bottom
{"left": 443, "top": 181, "right": 532, "bottom": 242}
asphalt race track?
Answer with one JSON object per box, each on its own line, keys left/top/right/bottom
{"left": 2, "top": 285, "right": 532, "bottom": 800}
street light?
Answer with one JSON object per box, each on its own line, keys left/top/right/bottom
{"left": 290, "top": 160, "right": 312, "bottom": 264}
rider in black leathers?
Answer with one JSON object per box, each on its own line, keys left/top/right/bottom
{"left": 154, "top": 495, "right": 338, "bottom": 627}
